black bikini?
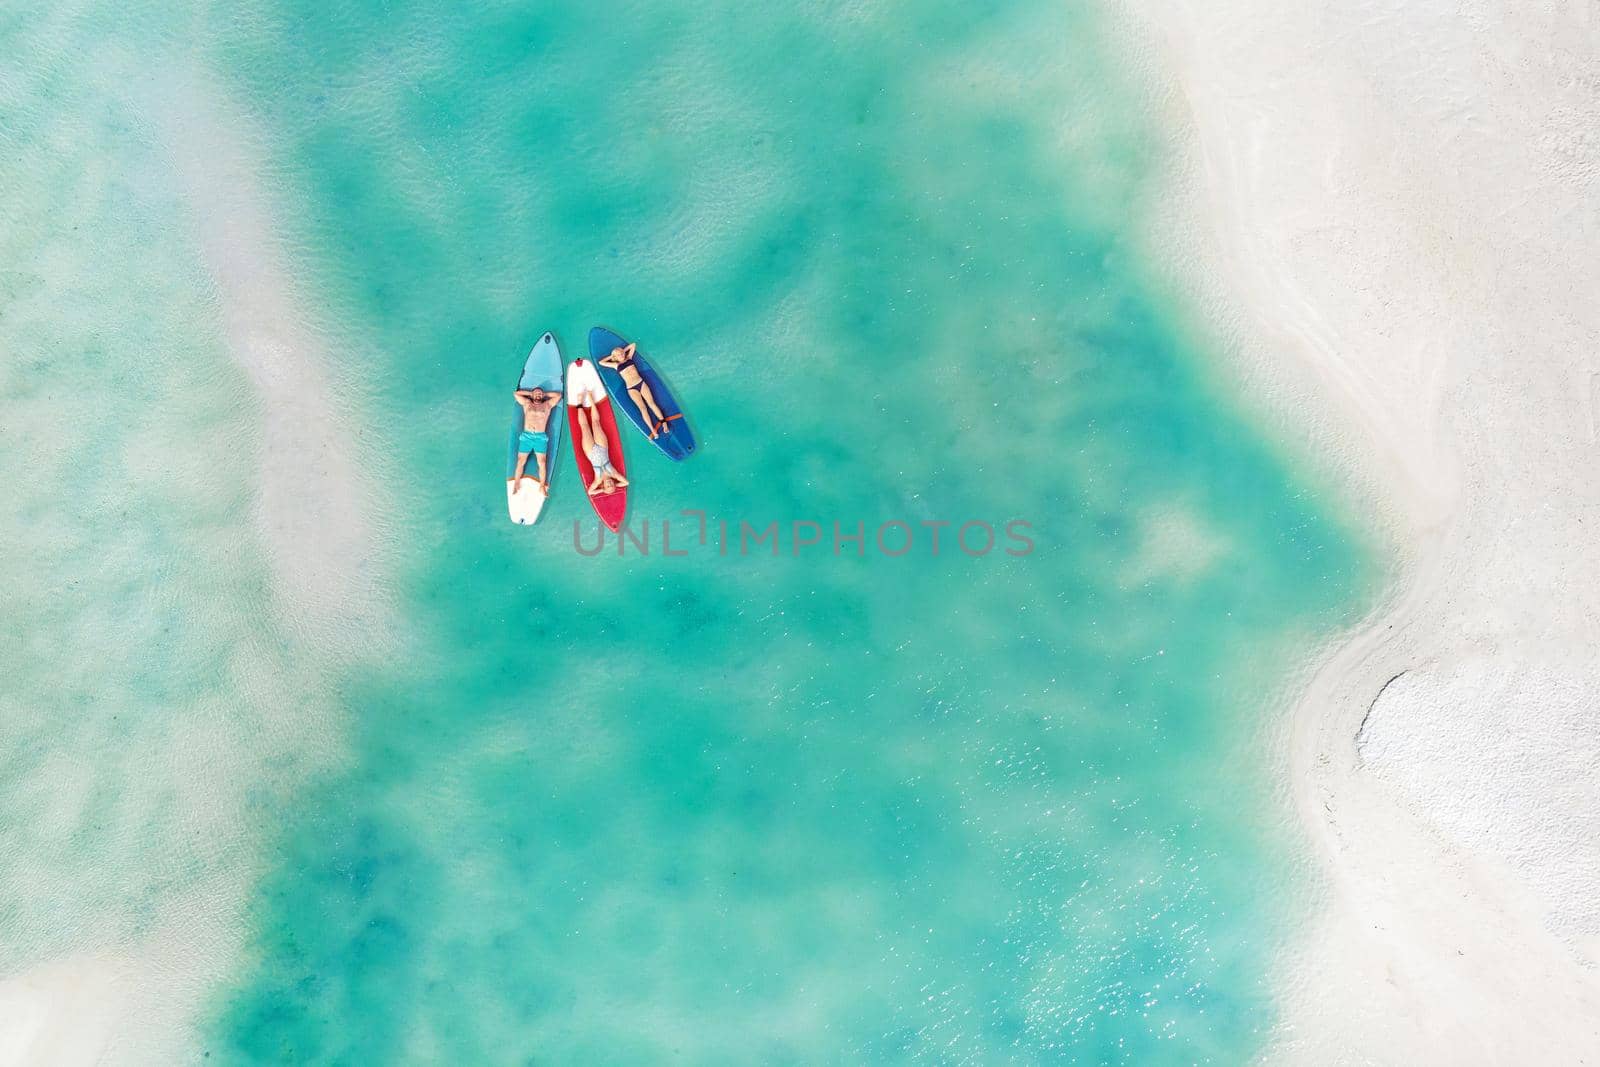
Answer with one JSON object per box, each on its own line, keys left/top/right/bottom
{"left": 611, "top": 353, "right": 664, "bottom": 431}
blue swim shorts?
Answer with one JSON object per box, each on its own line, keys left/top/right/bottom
{"left": 518, "top": 430, "right": 549, "bottom": 455}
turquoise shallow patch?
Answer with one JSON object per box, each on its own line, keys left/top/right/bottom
{"left": 196, "top": 0, "right": 1374, "bottom": 1063}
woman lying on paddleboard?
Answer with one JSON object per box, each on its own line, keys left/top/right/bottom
{"left": 572, "top": 395, "right": 630, "bottom": 496}
{"left": 599, "top": 343, "right": 669, "bottom": 439}
{"left": 511, "top": 386, "right": 561, "bottom": 493}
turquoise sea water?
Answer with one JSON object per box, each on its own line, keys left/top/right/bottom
{"left": 3, "top": 1, "right": 1369, "bottom": 1063}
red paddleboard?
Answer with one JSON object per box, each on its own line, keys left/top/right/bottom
{"left": 566, "top": 358, "right": 628, "bottom": 532}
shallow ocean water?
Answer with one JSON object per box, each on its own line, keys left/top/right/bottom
{"left": 2, "top": 1, "right": 1370, "bottom": 1063}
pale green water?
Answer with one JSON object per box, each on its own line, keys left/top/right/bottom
{"left": 1, "top": 1, "right": 1370, "bottom": 1063}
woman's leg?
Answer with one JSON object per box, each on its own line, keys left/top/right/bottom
{"left": 637, "top": 381, "right": 667, "bottom": 424}
{"left": 627, "top": 387, "right": 658, "bottom": 436}
{"left": 576, "top": 407, "right": 597, "bottom": 453}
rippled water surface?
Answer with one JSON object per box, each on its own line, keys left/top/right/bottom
{"left": 1, "top": 1, "right": 1369, "bottom": 1062}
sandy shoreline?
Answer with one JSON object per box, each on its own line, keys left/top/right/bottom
{"left": 1122, "top": 0, "right": 1600, "bottom": 1060}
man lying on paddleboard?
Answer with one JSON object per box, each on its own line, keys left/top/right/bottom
{"left": 599, "top": 343, "right": 670, "bottom": 439}
{"left": 511, "top": 387, "right": 561, "bottom": 493}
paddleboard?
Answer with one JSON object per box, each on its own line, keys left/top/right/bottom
{"left": 566, "top": 358, "right": 629, "bottom": 532}
{"left": 506, "top": 332, "right": 564, "bottom": 525}
{"left": 589, "top": 326, "right": 696, "bottom": 461}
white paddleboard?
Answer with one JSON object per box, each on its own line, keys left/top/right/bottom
{"left": 506, "top": 477, "right": 548, "bottom": 525}
{"left": 566, "top": 357, "right": 605, "bottom": 402}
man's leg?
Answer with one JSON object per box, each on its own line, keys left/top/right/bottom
{"left": 512, "top": 449, "right": 531, "bottom": 492}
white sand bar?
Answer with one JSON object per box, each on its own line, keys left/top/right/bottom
{"left": 0, "top": 67, "right": 385, "bottom": 1067}
{"left": 1125, "top": 0, "right": 1600, "bottom": 1060}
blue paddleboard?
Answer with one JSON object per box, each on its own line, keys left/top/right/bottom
{"left": 588, "top": 327, "right": 696, "bottom": 461}
{"left": 506, "top": 332, "right": 564, "bottom": 525}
